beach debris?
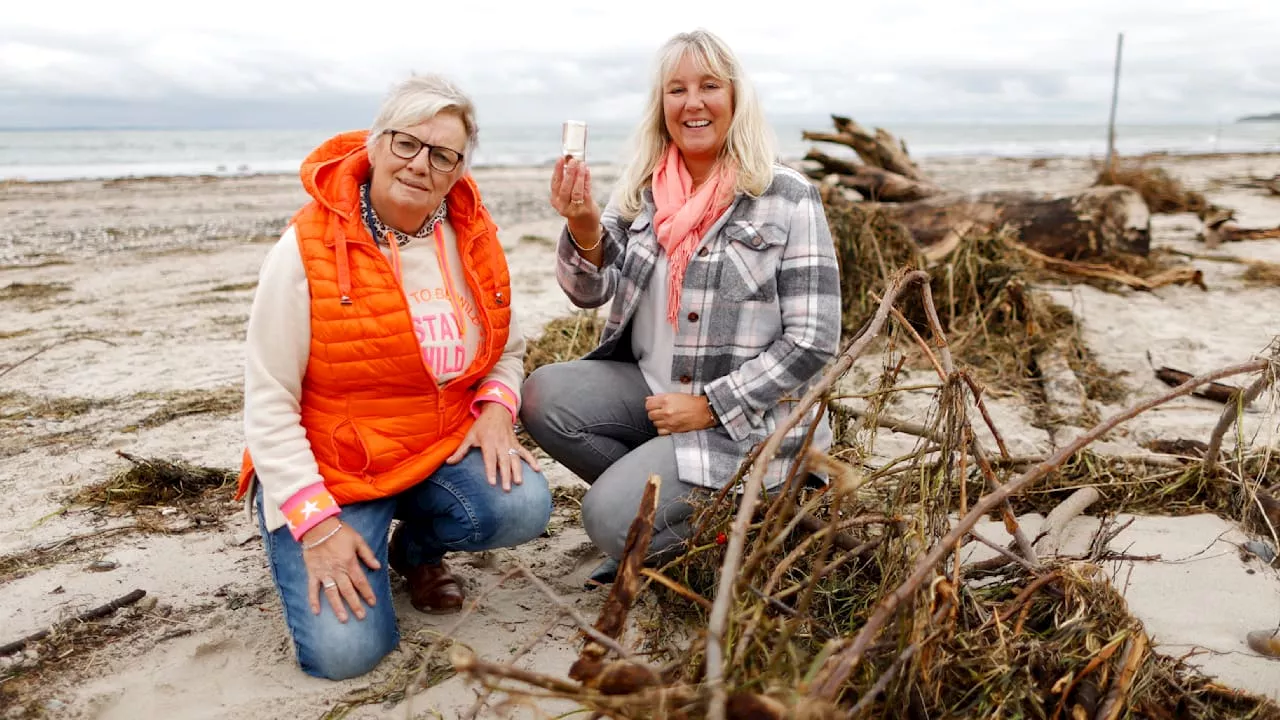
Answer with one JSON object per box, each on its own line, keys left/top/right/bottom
{"left": 801, "top": 115, "right": 941, "bottom": 202}
{"left": 801, "top": 115, "right": 1159, "bottom": 263}
{"left": 1229, "top": 174, "right": 1280, "bottom": 197}
{"left": 826, "top": 202, "right": 1134, "bottom": 403}
{"left": 1035, "top": 487, "right": 1103, "bottom": 558}
{"left": 85, "top": 560, "right": 119, "bottom": 573}
{"left": 1242, "top": 259, "right": 1280, "bottom": 287}
{"left": 1093, "top": 162, "right": 1214, "bottom": 216}
{"left": 879, "top": 186, "right": 1153, "bottom": 260}
{"left": 1246, "top": 629, "right": 1280, "bottom": 658}
{"left": 1143, "top": 438, "right": 1209, "bottom": 457}
{"left": 1241, "top": 541, "right": 1276, "bottom": 564}
{"left": 0, "top": 334, "right": 117, "bottom": 381}
{"left": 71, "top": 450, "right": 234, "bottom": 512}
{"left": 443, "top": 269, "right": 1280, "bottom": 719}
{"left": 133, "top": 385, "right": 242, "bottom": 429}
{"left": 568, "top": 475, "right": 660, "bottom": 694}
{"left": 0, "top": 588, "right": 145, "bottom": 657}
{"left": 1199, "top": 207, "right": 1280, "bottom": 247}
{"left": 1220, "top": 225, "right": 1280, "bottom": 242}
{"left": 522, "top": 310, "right": 605, "bottom": 377}
{"left": 1202, "top": 356, "right": 1279, "bottom": 476}
{"left": 1154, "top": 366, "right": 1245, "bottom": 404}
{"left": 1159, "top": 248, "right": 1280, "bottom": 287}
{"left": 0, "top": 282, "right": 71, "bottom": 303}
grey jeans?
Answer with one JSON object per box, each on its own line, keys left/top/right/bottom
{"left": 520, "top": 359, "right": 702, "bottom": 561}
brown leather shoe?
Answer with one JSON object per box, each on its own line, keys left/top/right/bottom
{"left": 401, "top": 561, "right": 465, "bottom": 614}
{"left": 388, "top": 525, "right": 464, "bottom": 614}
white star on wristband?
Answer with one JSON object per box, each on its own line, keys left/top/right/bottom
{"left": 300, "top": 500, "right": 321, "bottom": 520}
{"left": 484, "top": 387, "right": 508, "bottom": 399}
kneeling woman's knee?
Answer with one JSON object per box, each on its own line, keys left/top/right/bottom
{"left": 470, "top": 464, "right": 552, "bottom": 549}
{"left": 580, "top": 487, "right": 626, "bottom": 560}
{"left": 294, "top": 611, "right": 399, "bottom": 681}
{"left": 518, "top": 366, "right": 570, "bottom": 439}
{"left": 505, "top": 465, "right": 553, "bottom": 544}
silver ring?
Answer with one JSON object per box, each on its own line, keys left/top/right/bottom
{"left": 507, "top": 448, "right": 519, "bottom": 456}
{"left": 322, "top": 578, "right": 337, "bottom": 589}
{"left": 572, "top": 197, "right": 584, "bottom": 205}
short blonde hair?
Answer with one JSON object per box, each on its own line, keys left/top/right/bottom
{"left": 367, "top": 73, "right": 479, "bottom": 169}
{"left": 611, "top": 29, "right": 777, "bottom": 220}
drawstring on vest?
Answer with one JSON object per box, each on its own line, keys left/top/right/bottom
{"left": 335, "top": 226, "right": 353, "bottom": 305}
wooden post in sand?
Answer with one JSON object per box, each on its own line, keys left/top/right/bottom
{"left": 1104, "top": 32, "right": 1125, "bottom": 174}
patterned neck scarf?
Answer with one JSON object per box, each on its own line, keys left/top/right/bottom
{"left": 650, "top": 145, "right": 737, "bottom": 328}
{"left": 360, "top": 182, "right": 447, "bottom": 247}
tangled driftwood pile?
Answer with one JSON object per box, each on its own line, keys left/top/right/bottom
{"left": 442, "top": 267, "right": 1280, "bottom": 718}
{"left": 800, "top": 115, "right": 1152, "bottom": 262}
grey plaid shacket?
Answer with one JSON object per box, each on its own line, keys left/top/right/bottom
{"left": 555, "top": 163, "right": 843, "bottom": 491}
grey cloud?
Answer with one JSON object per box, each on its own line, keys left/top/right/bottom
{"left": 3, "top": 13, "right": 1280, "bottom": 130}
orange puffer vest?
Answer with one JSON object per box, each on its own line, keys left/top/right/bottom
{"left": 234, "top": 130, "right": 512, "bottom": 505}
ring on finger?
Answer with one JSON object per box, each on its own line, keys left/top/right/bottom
{"left": 322, "top": 577, "right": 337, "bottom": 590}
{"left": 572, "top": 197, "right": 584, "bottom": 205}
{"left": 507, "top": 448, "right": 519, "bottom": 456}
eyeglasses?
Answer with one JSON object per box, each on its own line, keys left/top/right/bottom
{"left": 381, "top": 129, "right": 464, "bottom": 173}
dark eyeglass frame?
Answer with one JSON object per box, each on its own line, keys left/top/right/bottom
{"left": 380, "top": 129, "right": 465, "bottom": 173}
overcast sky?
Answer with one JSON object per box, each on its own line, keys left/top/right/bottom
{"left": 2, "top": 0, "right": 1277, "bottom": 130}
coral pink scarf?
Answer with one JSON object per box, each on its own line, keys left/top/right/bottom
{"left": 651, "top": 145, "right": 736, "bottom": 328}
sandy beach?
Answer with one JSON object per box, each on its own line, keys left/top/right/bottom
{"left": 2, "top": 151, "right": 1279, "bottom": 719}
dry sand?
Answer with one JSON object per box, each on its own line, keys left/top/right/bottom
{"left": 1, "top": 153, "right": 1278, "bottom": 718}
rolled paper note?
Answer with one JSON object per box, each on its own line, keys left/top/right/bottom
{"left": 562, "top": 121, "right": 587, "bottom": 161}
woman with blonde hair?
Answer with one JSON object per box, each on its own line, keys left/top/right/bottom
{"left": 521, "top": 29, "right": 841, "bottom": 583}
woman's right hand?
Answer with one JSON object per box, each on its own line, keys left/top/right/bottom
{"left": 550, "top": 157, "right": 600, "bottom": 228}
{"left": 300, "top": 517, "right": 381, "bottom": 622}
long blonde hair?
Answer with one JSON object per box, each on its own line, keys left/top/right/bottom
{"left": 611, "top": 29, "right": 778, "bottom": 220}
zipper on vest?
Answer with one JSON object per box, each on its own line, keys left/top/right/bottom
{"left": 457, "top": 224, "right": 501, "bottom": 372}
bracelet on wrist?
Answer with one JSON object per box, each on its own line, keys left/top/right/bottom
{"left": 302, "top": 520, "right": 343, "bottom": 550}
{"left": 568, "top": 227, "right": 602, "bottom": 252}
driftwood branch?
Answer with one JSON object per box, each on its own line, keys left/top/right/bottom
{"left": 809, "top": 357, "right": 1270, "bottom": 701}
{"left": 1155, "top": 366, "right": 1246, "bottom": 404}
{"left": 968, "top": 531, "right": 1039, "bottom": 573}
{"left": 0, "top": 335, "right": 117, "bottom": 380}
{"left": 0, "top": 588, "right": 146, "bottom": 656}
{"left": 1203, "top": 366, "right": 1277, "bottom": 475}
{"left": 804, "top": 149, "right": 942, "bottom": 202}
{"left": 1035, "top": 487, "right": 1102, "bottom": 558}
{"left": 568, "top": 475, "right": 658, "bottom": 683}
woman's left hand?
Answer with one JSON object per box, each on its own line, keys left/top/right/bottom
{"left": 447, "top": 403, "right": 541, "bottom": 491}
{"left": 645, "top": 393, "right": 718, "bottom": 435}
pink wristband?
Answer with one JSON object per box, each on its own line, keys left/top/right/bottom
{"left": 471, "top": 381, "right": 519, "bottom": 424}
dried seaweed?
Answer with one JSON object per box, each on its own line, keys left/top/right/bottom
{"left": 70, "top": 451, "right": 234, "bottom": 512}
{"left": 1096, "top": 162, "right": 1212, "bottom": 216}
{"left": 523, "top": 311, "right": 606, "bottom": 377}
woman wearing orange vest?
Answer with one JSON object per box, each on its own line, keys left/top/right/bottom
{"left": 237, "top": 74, "right": 551, "bottom": 680}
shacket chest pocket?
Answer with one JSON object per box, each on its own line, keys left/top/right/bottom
{"left": 719, "top": 221, "right": 786, "bottom": 302}
{"left": 618, "top": 215, "right": 657, "bottom": 302}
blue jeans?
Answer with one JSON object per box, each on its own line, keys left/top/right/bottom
{"left": 256, "top": 448, "right": 551, "bottom": 680}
